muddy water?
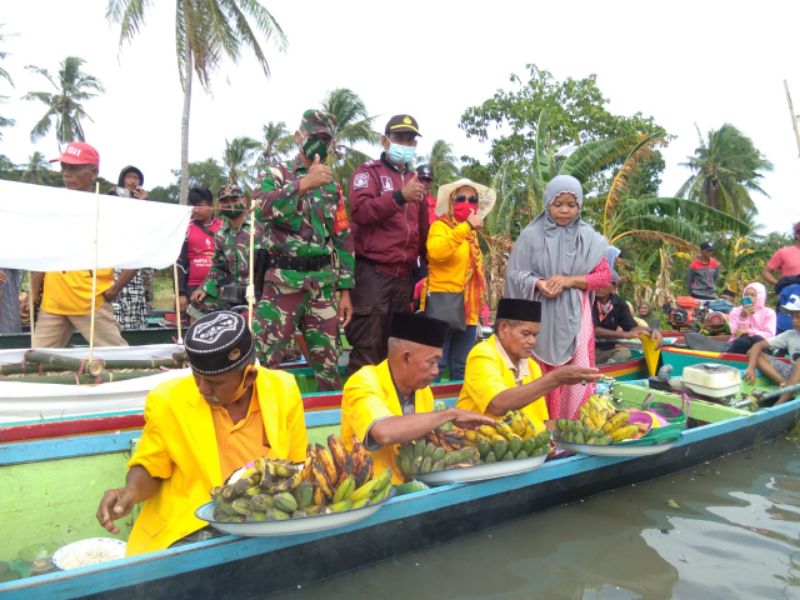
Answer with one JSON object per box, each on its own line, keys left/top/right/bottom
{"left": 271, "top": 438, "right": 800, "bottom": 599}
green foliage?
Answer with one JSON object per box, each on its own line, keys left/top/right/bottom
{"left": 678, "top": 123, "right": 773, "bottom": 219}
{"left": 258, "top": 120, "right": 293, "bottom": 167}
{"left": 0, "top": 24, "right": 15, "bottom": 139}
{"left": 23, "top": 56, "right": 104, "bottom": 147}
{"left": 171, "top": 158, "right": 227, "bottom": 195}
{"left": 421, "top": 139, "right": 459, "bottom": 191}
{"left": 321, "top": 88, "right": 379, "bottom": 192}
{"left": 222, "top": 136, "right": 260, "bottom": 187}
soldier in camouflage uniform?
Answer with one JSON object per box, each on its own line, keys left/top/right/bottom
{"left": 251, "top": 109, "right": 355, "bottom": 391}
{"left": 190, "top": 184, "right": 264, "bottom": 314}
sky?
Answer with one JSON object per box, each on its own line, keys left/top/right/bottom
{"left": 1, "top": 0, "right": 798, "bottom": 235}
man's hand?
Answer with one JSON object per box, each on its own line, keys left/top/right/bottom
{"left": 190, "top": 289, "right": 207, "bottom": 304}
{"left": 178, "top": 295, "right": 189, "bottom": 313}
{"left": 647, "top": 329, "right": 664, "bottom": 349}
{"left": 553, "top": 365, "right": 603, "bottom": 385}
{"left": 298, "top": 154, "right": 332, "bottom": 195}
{"left": 337, "top": 290, "right": 353, "bottom": 328}
{"left": 466, "top": 212, "right": 483, "bottom": 230}
{"left": 400, "top": 172, "right": 425, "bottom": 203}
{"left": 133, "top": 188, "right": 149, "bottom": 200}
{"left": 96, "top": 487, "right": 137, "bottom": 535}
{"left": 448, "top": 408, "right": 497, "bottom": 430}
{"left": 744, "top": 366, "right": 757, "bottom": 386}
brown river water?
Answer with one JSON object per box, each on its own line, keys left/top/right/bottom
{"left": 270, "top": 437, "right": 800, "bottom": 600}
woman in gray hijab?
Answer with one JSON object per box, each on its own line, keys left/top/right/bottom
{"left": 505, "top": 175, "right": 611, "bottom": 419}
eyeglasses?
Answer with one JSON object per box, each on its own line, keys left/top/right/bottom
{"left": 454, "top": 195, "right": 479, "bottom": 204}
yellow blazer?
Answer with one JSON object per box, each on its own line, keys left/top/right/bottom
{"left": 126, "top": 366, "right": 308, "bottom": 555}
{"left": 456, "top": 335, "right": 548, "bottom": 432}
{"left": 341, "top": 360, "right": 434, "bottom": 484}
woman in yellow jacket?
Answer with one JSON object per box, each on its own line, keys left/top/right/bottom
{"left": 423, "top": 178, "right": 496, "bottom": 380}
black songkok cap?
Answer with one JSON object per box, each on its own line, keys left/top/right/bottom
{"left": 389, "top": 312, "right": 448, "bottom": 348}
{"left": 185, "top": 311, "right": 254, "bottom": 375}
{"left": 496, "top": 298, "right": 541, "bottom": 323}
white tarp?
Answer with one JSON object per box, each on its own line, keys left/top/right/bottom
{"left": 0, "top": 179, "right": 191, "bottom": 270}
{"left": 0, "top": 344, "right": 189, "bottom": 423}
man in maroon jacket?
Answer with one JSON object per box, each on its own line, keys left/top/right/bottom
{"left": 345, "top": 114, "right": 430, "bottom": 375}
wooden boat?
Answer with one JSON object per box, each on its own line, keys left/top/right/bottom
{"left": 0, "top": 374, "right": 797, "bottom": 597}
{"left": 660, "top": 345, "right": 793, "bottom": 377}
{"left": 0, "top": 344, "right": 647, "bottom": 428}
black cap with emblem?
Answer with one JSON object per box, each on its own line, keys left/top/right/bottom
{"left": 384, "top": 114, "right": 421, "bottom": 136}
{"left": 184, "top": 311, "right": 254, "bottom": 375}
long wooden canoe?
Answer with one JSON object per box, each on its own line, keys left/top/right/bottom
{"left": 0, "top": 376, "right": 796, "bottom": 598}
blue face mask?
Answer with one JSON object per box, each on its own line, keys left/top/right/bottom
{"left": 387, "top": 143, "right": 416, "bottom": 165}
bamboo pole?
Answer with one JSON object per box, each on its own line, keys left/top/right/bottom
{"left": 173, "top": 263, "right": 183, "bottom": 344}
{"left": 7, "top": 369, "right": 161, "bottom": 385}
{"left": 29, "top": 273, "right": 35, "bottom": 348}
{"left": 784, "top": 80, "right": 800, "bottom": 157}
{"left": 88, "top": 183, "right": 100, "bottom": 362}
{"left": 247, "top": 198, "right": 256, "bottom": 330}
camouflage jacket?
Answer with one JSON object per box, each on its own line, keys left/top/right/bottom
{"left": 201, "top": 218, "right": 264, "bottom": 298}
{"left": 253, "top": 157, "right": 355, "bottom": 290}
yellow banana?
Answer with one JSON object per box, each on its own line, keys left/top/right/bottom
{"left": 603, "top": 411, "right": 630, "bottom": 434}
{"left": 316, "top": 445, "right": 338, "bottom": 485}
{"left": 312, "top": 462, "right": 333, "bottom": 499}
{"left": 611, "top": 425, "right": 640, "bottom": 442}
{"left": 327, "top": 434, "right": 348, "bottom": 475}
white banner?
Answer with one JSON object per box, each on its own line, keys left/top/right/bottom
{"left": 0, "top": 179, "right": 191, "bottom": 270}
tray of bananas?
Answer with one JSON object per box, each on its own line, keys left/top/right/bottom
{"left": 398, "top": 410, "right": 551, "bottom": 485}
{"left": 553, "top": 395, "right": 678, "bottom": 457}
{"left": 196, "top": 435, "right": 394, "bottom": 536}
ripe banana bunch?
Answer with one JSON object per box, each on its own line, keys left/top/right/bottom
{"left": 211, "top": 435, "right": 393, "bottom": 523}
{"left": 462, "top": 414, "right": 551, "bottom": 461}
{"left": 210, "top": 457, "right": 309, "bottom": 522}
{"left": 555, "top": 396, "right": 646, "bottom": 445}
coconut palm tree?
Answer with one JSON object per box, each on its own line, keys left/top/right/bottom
{"left": 22, "top": 56, "right": 103, "bottom": 149}
{"left": 320, "top": 88, "right": 379, "bottom": 189}
{"left": 223, "top": 136, "right": 260, "bottom": 187}
{"left": 259, "top": 120, "right": 293, "bottom": 167}
{"left": 678, "top": 123, "right": 773, "bottom": 219}
{"left": 107, "top": 0, "right": 287, "bottom": 204}
{"left": 0, "top": 25, "right": 15, "bottom": 139}
{"left": 422, "top": 139, "right": 458, "bottom": 189}
{"left": 20, "top": 151, "right": 50, "bottom": 184}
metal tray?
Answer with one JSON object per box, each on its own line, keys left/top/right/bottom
{"left": 195, "top": 490, "right": 394, "bottom": 537}
{"left": 415, "top": 454, "right": 547, "bottom": 486}
{"left": 555, "top": 440, "right": 675, "bottom": 457}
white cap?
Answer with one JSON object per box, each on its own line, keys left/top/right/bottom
{"left": 781, "top": 294, "right": 800, "bottom": 312}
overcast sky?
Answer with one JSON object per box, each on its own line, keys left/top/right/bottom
{"left": 2, "top": 1, "right": 798, "bottom": 235}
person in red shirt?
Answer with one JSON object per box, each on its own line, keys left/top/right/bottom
{"left": 763, "top": 221, "right": 800, "bottom": 286}
{"left": 177, "top": 187, "right": 222, "bottom": 319}
{"left": 685, "top": 241, "right": 721, "bottom": 300}
{"left": 346, "top": 115, "right": 430, "bottom": 375}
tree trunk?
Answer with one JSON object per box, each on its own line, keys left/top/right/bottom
{"left": 179, "top": 28, "right": 192, "bottom": 206}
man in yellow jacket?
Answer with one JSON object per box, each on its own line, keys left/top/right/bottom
{"left": 457, "top": 298, "right": 602, "bottom": 432}
{"left": 96, "top": 311, "right": 308, "bottom": 555}
{"left": 341, "top": 312, "right": 494, "bottom": 483}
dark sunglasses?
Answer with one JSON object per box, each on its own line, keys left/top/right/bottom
{"left": 454, "top": 195, "right": 479, "bottom": 204}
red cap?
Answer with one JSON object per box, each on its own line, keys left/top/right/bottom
{"left": 50, "top": 142, "right": 100, "bottom": 168}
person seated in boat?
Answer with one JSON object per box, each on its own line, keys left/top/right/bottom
{"left": 744, "top": 294, "right": 800, "bottom": 405}
{"left": 96, "top": 311, "right": 308, "bottom": 555}
{"left": 592, "top": 275, "right": 663, "bottom": 364}
{"left": 685, "top": 283, "right": 776, "bottom": 354}
{"left": 341, "top": 311, "right": 495, "bottom": 483}
{"left": 457, "top": 298, "right": 601, "bottom": 433}
{"left": 635, "top": 301, "right": 660, "bottom": 330}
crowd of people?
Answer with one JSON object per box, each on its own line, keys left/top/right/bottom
{"left": 2, "top": 110, "right": 799, "bottom": 556}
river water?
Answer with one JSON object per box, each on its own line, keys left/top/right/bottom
{"left": 271, "top": 436, "right": 800, "bottom": 599}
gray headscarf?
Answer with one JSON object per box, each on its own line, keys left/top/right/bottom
{"left": 504, "top": 175, "right": 609, "bottom": 365}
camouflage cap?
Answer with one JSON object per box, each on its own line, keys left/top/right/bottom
{"left": 217, "top": 184, "right": 244, "bottom": 201}
{"left": 300, "top": 109, "right": 335, "bottom": 137}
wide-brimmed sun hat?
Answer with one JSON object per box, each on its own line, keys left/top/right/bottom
{"left": 435, "top": 178, "right": 496, "bottom": 219}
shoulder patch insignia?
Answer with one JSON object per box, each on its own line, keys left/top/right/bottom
{"left": 353, "top": 172, "right": 369, "bottom": 189}
{"left": 380, "top": 176, "right": 394, "bottom": 192}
